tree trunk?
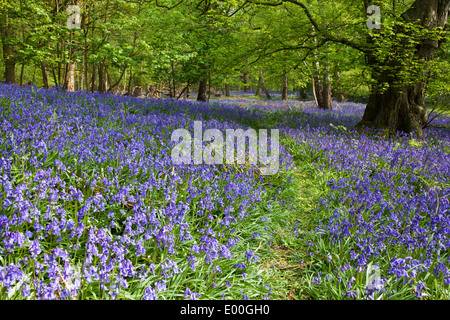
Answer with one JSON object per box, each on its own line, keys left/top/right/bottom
{"left": 313, "top": 67, "right": 332, "bottom": 109}
{"left": 76, "top": 69, "right": 80, "bottom": 91}
{"left": 84, "top": 54, "right": 89, "bottom": 91}
{"left": 242, "top": 72, "right": 249, "bottom": 92}
{"left": 282, "top": 72, "right": 288, "bottom": 101}
{"left": 256, "top": 69, "right": 263, "bottom": 96}
{"left": 256, "top": 70, "right": 271, "bottom": 100}
{"left": 311, "top": 29, "right": 332, "bottom": 110}
{"left": 51, "top": 66, "right": 58, "bottom": 87}
{"left": 197, "top": 76, "right": 208, "bottom": 102}
{"left": 90, "top": 66, "right": 97, "bottom": 92}
{"left": 358, "top": 0, "right": 449, "bottom": 137}
{"left": 127, "top": 71, "right": 133, "bottom": 95}
{"left": 313, "top": 78, "right": 332, "bottom": 109}
{"left": 225, "top": 83, "right": 230, "bottom": 96}
{"left": 133, "top": 86, "right": 142, "bottom": 97}
{"left": 98, "top": 64, "right": 104, "bottom": 92}
{"left": 322, "top": 63, "right": 332, "bottom": 108}
{"left": 65, "top": 62, "right": 76, "bottom": 92}
{"left": 1, "top": 17, "right": 16, "bottom": 84}
{"left": 299, "top": 89, "right": 308, "bottom": 100}
{"left": 263, "top": 87, "right": 272, "bottom": 100}
{"left": 98, "top": 63, "right": 107, "bottom": 93}
{"left": 333, "top": 71, "right": 345, "bottom": 102}
{"left": 32, "top": 65, "right": 36, "bottom": 84}
{"left": 19, "top": 63, "right": 25, "bottom": 86}
{"left": 149, "top": 84, "right": 156, "bottom": 97}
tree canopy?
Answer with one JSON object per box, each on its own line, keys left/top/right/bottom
{"left": 1, "top": 0, "right": 448, "bottom": 134}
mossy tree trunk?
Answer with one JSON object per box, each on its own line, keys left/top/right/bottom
{"left": 358, "top": 0, "right": 449, "bottom": 137}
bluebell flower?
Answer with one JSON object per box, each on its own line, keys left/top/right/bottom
{"left": 143, "top": 287, "right": 157, "bottom": 300}
{"left": 184, "top": 287, "right": 201, "bottom": 300}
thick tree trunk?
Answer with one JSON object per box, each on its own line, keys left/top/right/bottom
{"left": 358, "top": 0, "right": 449, "bottom": 137}
{"left": 197, "top": 77, "right": 208, "bottom": 102}
{"left": 225, "top": 83, "right": 230, "bottom": 97}
{"left": 359, "top": 85, "right": 429, "bottom": 135}
{"left": 282, "top": 72, "right": 288, "bottom": 101}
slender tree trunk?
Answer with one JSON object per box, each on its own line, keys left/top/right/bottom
{"left": 197, "top": 76, "right": 208, "bottom": 102}
{"left": 0, "top": 15, "right": 16, "bottom": 84}
{"left": 32, "top": 65, "right": 36, "bottom": 83}
{"left": 255, "top": 70, "right": 271, "bottom": 100}
{"left": 51, "top": 66, "right": 58, "bottom": 87}
{"left": 256, "top": 69, "right": 263, "bottom": 96}
{"left": 242, "top": 72, "right": 249, "bottom": 92}
{"left": 19, "top": 63, "right": 25, "bottom": 85}
{"left": 90, "top": 65, "right": 97, "bottom": 92}
{"left": 171, "top": 60, "right": 176, "bottom": 98}
{"left": 322, "top": 63, "right": 332, "bottom": 108}
{"left": 107, "top": 65, "right": 127, "bottom": 93}
{"left": 311, "top": 29, "right": 332, "bottom": 109}
{"left": 76, "top": 70, "right": 80, "bottom": 91}
{"left": 41, "top": 63, "right": 49, "bottom": 89}
{"left": 98, "top": 63, "right": 107, "bottom": 93}
{"left": 98, "top": 64, "right": 104, "bottom": 92}
{"left": 333, "top": 68, "right": 345, "bottom": 102}
{"left": 123, "top": 69, "right": 127, "bottom": 93}
{"left": 57, "top": 42, "right": 63, "bottom": 87}
{"left": 207, "top": 72, "right": 211, "bottom": 102}
{"left": 84, "top": 54, "right": 89, "bottom": 91}
{"left": 282, "top": 72, "right": 288, "bottom": 101}
{"left": 358, "top": 0, "right": 449, "bottom": 137}
{"left": 80, "top": 64, "right": 84, "bottom": 91}
{"left": 313, "top": 63, "right": 332, "bottom": 109}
